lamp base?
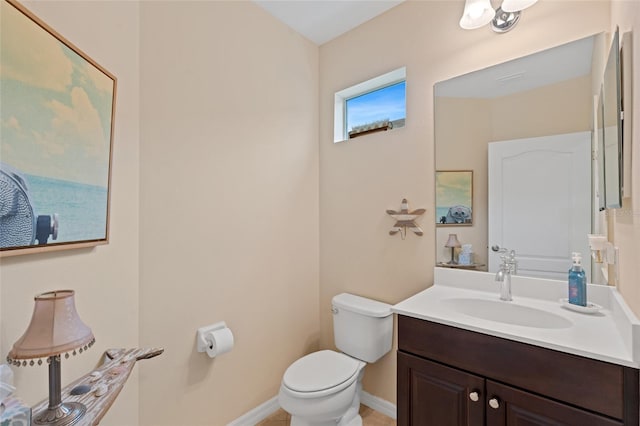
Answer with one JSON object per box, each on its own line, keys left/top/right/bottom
{"left": 33, "top": 402, "right": 87, "bottom": 426}
{"left": 448, "top": 247, "right": 458, "bottom": 265}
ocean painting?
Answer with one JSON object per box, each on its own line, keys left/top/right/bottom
{"left": 0, "top": 0, "right": 116, "bottom": 254}
{"left": 436, "top": 170, "right": 473, "bottom": 226}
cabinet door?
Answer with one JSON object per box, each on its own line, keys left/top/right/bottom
{"left": 398, "top": 351, "right": 484, "bottom": 426}
{"left": 485, "top": 380, "right": 623, "bottom": 426}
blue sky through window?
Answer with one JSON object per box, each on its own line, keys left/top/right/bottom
{"left": 346, "top": 81, "right": 406, "bottom": 131}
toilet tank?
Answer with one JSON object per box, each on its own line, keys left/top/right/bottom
{"left": 332, "top": 293, "right": 393, "bottom": 363}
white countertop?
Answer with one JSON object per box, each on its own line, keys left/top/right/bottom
{"left": 392, "top": 267, "right": 640, "bottom": 368}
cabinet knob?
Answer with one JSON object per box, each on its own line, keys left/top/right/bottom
{"left": 488, "top": 397, "right": 500, "bottom": 409}
{"left": 469, "top": 391, "right": 479, "bottom": 402}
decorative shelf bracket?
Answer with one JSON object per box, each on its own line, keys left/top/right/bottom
{"left": 387, "top": 198, "right": 426, "bottom": 240}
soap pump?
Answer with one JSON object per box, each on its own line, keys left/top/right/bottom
{"left": 568, "top": 252, "right": 587, "bottom": 306}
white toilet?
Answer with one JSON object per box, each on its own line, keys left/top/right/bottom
{"left": 278, "top": 293, "right": 393, "bottom": 426}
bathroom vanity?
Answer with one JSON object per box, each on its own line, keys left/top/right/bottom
{"left": 393, "top": 268, "right": 640, "bottom": 426}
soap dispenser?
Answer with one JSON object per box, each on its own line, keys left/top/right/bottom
{"left": 568, "top": 252, "right": 587, "bottom": 306}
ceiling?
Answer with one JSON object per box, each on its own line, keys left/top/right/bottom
{"left": 252, "top": 1, "right": 594, "bottom": 97}
{"left": 252, "top": 0, "right": 405, "bottom": 45}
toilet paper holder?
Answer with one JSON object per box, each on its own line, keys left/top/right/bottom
{"left": 196, "top": 321, "right": 229, "bottom": 354}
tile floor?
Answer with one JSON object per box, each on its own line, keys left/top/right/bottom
{"left": 256, "top": 405, "right": 396, "bottom": 426}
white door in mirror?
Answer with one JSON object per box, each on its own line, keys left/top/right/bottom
{"left": 488, "top": 132, "right": 591, "bottom": 281}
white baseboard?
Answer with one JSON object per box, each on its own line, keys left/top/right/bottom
{"left": 361, "top": 391, "right": 397, "bottom": 420}
{"left": 226, "top": 391, "right": 397, "bottom": 425}
{"left": 227, "top": 396, "right": 280, "bottom": 426}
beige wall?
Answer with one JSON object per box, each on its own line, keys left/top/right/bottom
{"left": 3, "top": 1, "right": 639, "bottom": 424}
{"left": 137, "top": 2, "right": 319, "bottom": 425}
{"left": 611, "top": 1, "right": 640, "bottom": 314}
{"left": 319, "top": 0, "right": 611, "bottom": 404}
{"left": 435, "top": 98, "right": 491, "bottom": 266}
{"left": 492, "top": 76, "right": 593, "bottom": 140}
{"left": 0, "top": 1, "right": 141, "bottom": 425}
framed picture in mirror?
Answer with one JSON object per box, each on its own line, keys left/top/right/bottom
{"left": 0, "top": 0, "right": 117, "bottom": 257}
{"left": 436, "top": 170, "right": 473, "bottom": 226}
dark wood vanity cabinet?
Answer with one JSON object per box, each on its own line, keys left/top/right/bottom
{"left": 398, "top": 351, "right": 485, "bottom": 426}
{"left": 397, "top": 315, "right": 639, "bottom": 426}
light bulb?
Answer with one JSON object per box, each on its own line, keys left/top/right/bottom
{"left": 501, "top": 0, "right": 538, "bottom": 13}
{"left": 459, "top": 0, "right": 495, "bottom": 30}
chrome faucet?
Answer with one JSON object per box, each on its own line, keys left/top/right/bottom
{"left": 492, "top": 246, "right": 517, "bottom": 302}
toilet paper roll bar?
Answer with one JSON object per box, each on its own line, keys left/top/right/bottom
{"left": 196, "top": 321, "right": 234, "bottom": 358}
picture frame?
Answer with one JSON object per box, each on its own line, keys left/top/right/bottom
{"left": 436, "top": 170, "right": 473, "bottom": 226}
{"left": 1, "top": 0, "right": 117, "bottom": 257}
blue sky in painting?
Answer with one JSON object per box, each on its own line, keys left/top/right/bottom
{"left": 1, "top": 1, "right": 114, "bottom": 187}
{"left": 346, "top": 81, "right": 406, "bottom": 130}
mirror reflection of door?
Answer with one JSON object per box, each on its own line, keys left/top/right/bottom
{"left": 488, "top": 132, "right": 592, "bottom": 281}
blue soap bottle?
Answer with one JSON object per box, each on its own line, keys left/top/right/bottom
{"left": 568, "top": 252, "right": 587, "bottom": 306}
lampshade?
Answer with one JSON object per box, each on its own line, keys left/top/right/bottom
{"left": 459, "top": 0, "right": 495, "bottom": 30}
{"left": 445, "top": 234, "right": 461, "bottom": 248}
{"left": 8, "top": 290, "right": 94, "bottom": 364}
{"left": 501, "top": 0, "right": 538, "bottom": 12}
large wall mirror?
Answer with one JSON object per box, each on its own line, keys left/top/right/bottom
{"left": 434, "top": 33, "right": 621, "bottom": 284}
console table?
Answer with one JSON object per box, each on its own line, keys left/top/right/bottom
{"left": 31, "top": 347, "right": 163, "bottom": 425}
{"left": 436, "top": 262, "right": 486, "bottom": 270}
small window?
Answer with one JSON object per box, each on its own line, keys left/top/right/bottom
{"left": 334, "top": 67, "right": 406, "bottom": 143}
{"left": 346, "top": 81, "right": 406, "bottom": 139}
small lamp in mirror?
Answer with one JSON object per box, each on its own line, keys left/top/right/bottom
{"left": 445, "top": 234, "right": 462, "bottom": 264}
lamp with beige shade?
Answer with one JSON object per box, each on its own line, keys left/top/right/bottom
{"left": 7, "top": 290, "right": 94, "bottom": 426}
{"left": 445, "top": 233, "right": 461, "bottom": 265}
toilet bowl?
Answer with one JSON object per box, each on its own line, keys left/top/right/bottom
{"left": 279, "top": 350, "right": 366, "bottom": 426}
{"left": 278, "top": 293, "right": 393, "bottom": 426}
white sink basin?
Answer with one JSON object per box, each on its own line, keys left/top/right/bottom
{"left": 443, "top": 297, "right": 573, "bottom": 329}
{"left": 392, "top": 267, "right": 640, "bottom": 367}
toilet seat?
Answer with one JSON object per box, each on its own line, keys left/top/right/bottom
{"left": 282, "top": 350, "right": 364, "bottom": 399}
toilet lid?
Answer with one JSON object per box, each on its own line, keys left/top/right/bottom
{"left": 283, "top": 350, "right": 360, "bottom": 393}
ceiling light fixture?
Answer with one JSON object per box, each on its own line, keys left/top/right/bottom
{"left": 459, "top": 0, "right": 538, "bottom": 33}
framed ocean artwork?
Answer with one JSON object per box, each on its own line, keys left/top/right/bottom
{"left": 436, "top": 170, "right": 473, "bottom": 226}
{"left": 0, "top": 0, "right": 117, "bottom": 256}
